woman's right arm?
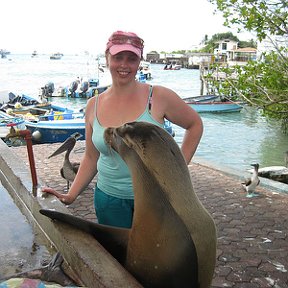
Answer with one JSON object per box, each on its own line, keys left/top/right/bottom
{"left": 42, "top": 97, "right": 99, "bottom": 204}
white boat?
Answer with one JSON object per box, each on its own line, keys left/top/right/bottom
{"left": 50, "top": 52, "right": 63, "bottom": 60}
{"left": 31, "top": 50, "right": 38, "bottom": 57}
{"left": 139, "top": 61, "right": 152, "bottom": 80}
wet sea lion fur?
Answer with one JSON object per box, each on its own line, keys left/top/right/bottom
{"left": 40, "top": 121, "right": 217, "bottom": 288}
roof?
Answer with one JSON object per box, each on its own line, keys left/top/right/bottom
{"left": 234, "top": 47, "right": 257, "bottom": 52}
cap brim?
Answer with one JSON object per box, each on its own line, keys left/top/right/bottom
{"left": 109, "top": 44, "right": 142, "bottom": 58}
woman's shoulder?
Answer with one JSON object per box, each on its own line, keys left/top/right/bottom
{"left": 86, "top": 95, "right": 96, "bottom": 108}
{"left": 151, "top": 84, "right": 173, "bottom": 93}
{"left": 150, "top": 84, "right": 178, "bottom": 99}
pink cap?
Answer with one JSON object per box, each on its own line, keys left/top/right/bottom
{"left": 106, "top": 31, "right": 144, "bottom": 58}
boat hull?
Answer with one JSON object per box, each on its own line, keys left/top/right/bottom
{"left": 25, "top": 119, "right": 85, "bottom": 144}
{"left": 187, "top": 101, "right": 243, "bottom": 113}
{"left": 25, "top": 119, "right": 175, "bottom": 144}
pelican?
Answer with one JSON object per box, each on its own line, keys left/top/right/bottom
{"left": 242, "top": 163, "right": 260, "bottom": 198}
{"left": 48, "top": 132, "right": 82, "bottom": 189}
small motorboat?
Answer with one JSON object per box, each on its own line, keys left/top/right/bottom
{"left": 31, "top": 50, "right": 38, "bottom": 57}
{"left": 25, "top": 117, "right": 85, "bottom": 144}
{"left": 0, "top": 110, "right": 25, "bottom": 139}
{"left": 139, "top": 61, "right": 152, "bottom": 80}
{"left": 183, "top": 95, "right": 219, "bottom": 103}
{"left": 183, "top": 94, "right": 244, "bottom": 113}
{"left": 164, "top": 64, "right": 181, "bottom": 70}
{"left": 50, "top": 52, "right": 63, "bottom": 60}
{"left": 186, "top": 100, "right": 244, "bottom": 113}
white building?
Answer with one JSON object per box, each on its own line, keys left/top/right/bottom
{"left": 214, "top": 39, "right": 257, "bottom": 66}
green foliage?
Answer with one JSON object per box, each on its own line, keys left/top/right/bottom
{"left": 208, "top": 0, "right": 288, "bottom": 132}
{"left": 238, "top": 39, "right": 257, "bottom": 48}
{"left": 207, "top": 51, "right": 288, "bottom": 132}
{"left": 208, "top": 0, "right": 288, "bottom": 41}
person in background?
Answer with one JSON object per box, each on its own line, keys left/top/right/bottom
{"left": 43, "top": 30, "right": 203, "bottom": 228}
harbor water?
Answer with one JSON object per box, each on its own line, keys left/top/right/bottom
{"left": 0, "top": 181, "right": 53, "bottom": 278}
{"left": 1, "top": 53, "right": 287, "bottom": 174}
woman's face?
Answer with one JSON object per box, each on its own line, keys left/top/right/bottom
{"left": 107, "top": 51, "right": 141, "bottom": 83}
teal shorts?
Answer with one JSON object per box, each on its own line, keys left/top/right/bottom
{"left": 94, "top": 185, "right": 134, "bottom": 228}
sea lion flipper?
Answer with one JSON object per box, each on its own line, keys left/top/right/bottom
{"left": 40, "top": 209, "right": 129, "bottom": 263}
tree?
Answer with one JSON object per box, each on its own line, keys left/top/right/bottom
{"left": 208, "top": 0, "right": 288, "bottom": 41}
{"left": 238, "top": 39, "right": 257, "bottom": 48}
{"left": 208, "top": 0, "right": 288, "bottom": 132}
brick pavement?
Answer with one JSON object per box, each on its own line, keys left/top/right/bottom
{"left": 11, "top": 141, "right": 288, "bottom": 288}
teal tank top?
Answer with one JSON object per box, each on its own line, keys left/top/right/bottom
{"left": 92, "top": 86, "right": 163, "bottom": 199}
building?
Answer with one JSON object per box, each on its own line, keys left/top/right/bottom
{"left": 187, "top": 53, "right": 214, "bottom": 69}
{"left": 146, "top": 52, "right": 188, "bottom": 67}
{"left": 145, "top": 51, "right": 161, "bottom": 63}
{"left": 214, "top": 39, "right": 257, "bottom": 66}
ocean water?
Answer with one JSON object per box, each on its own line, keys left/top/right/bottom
{"left": 1, "top": 54, "right": 287, "bottom": 174}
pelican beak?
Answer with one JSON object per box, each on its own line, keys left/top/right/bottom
{"left": 48, "top": 133, "right": 83, "bottom": 158}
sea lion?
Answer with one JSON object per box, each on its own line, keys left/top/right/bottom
{"left": 40, "top": 121, "right": 217, "bottom": 288}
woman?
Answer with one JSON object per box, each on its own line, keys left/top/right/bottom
{"left": 43, "top": 30, "right": 203, "bottom": 228}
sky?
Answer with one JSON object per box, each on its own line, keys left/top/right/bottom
{"left": 1, "top": 0, "right": 254, "bottom": 56}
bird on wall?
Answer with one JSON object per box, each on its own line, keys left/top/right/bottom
{"left": 242, "top": 163, "right": 260, "bottom": 198}
{"left": 48, "top": 132, "right": 82, "bottom": 189}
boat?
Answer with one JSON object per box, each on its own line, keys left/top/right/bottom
{"left": 50, "top": 52, "right": 63, "bottom": 60}
{"left": 25, "top": 117, "right": 85, "bottom": 144}
{"left": 0, "top": 92, "right": 84, "bottom": 143}
{"left": 0, "top": 110, "right": 25, "bottom": 139}
{"left": 0, "top": 49, "right": 10, "bottom": 59}
{"left": 183, "top": 95, "right": 219, "bottom": 102}
{"left": 40, "top": 79, "right": 110, "bottom": 99}
{"left": 164, "top": 64, "right": 181, "bottom": 70}
{"left": 25, "top": 118, "right": 174, "bottom": 144}
{"left": 139, "top": 61, "right": 152, "bottom": 80}
{"left": 31, "top": 50, "right": 38, "bottom": 57}
{"left": 2, "top": 93, "right": 174, "bottom": 144}
{"left": 185, "top": 100, "right": 244, "bottom": 113}
{"left": 1, "top": 92, "right": 73, "bottom": 117}
{"left": 25, "top": 116, "right": 175, "bottom": 144}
